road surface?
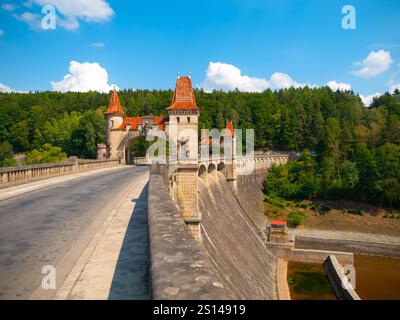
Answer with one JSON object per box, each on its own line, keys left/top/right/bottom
{"left": 0, "top": 166, "right": 149, "bottom": 299}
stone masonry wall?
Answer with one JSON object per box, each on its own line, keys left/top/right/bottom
{"left": 147, "top": 173, "right": 231, "bottom": 299}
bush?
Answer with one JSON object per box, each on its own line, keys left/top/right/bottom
{"left": 310, "top": 204, "right": 317, "bottom": 211}
{"left": 320, "top": 204, "right": 332, "bottom": 212}
{"left": 288, "top": 276, "right": 296, "bottom": 285}
{"left": 265, "top": 195, "right": 286, "bottom": 209}
{"left": 347, "top": 208, "right": 365, "bottom": 216}
{"left": 299, "top": 202, "right": 308, "bottom": 209}
{"left": 287, "top": 211, "right": 308, "bottom": 227}
{"left": 24, "top": 144, "right": 67, "bottom": 165}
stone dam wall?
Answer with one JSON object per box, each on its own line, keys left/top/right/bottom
{"left": 198, "top": 171, "right": 278, "bottom": 300}
{"left": 235, "top": 172, "right": 269, "bottom": 239}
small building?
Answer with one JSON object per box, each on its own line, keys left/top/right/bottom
{"left": 266, "top": 219, "right": 289, "bottom": 243}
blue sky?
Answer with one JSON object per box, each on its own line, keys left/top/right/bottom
{"left": 0, "top": 0, "right": 399, "bottom": 104}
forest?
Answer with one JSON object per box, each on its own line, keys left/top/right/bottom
{"left": 0, "top": 87, "right": 399, "bottom": 207}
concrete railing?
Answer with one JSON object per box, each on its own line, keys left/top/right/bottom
{"left": 147, "top": 172, "right": 231, "bottom": 299}
{"left": 323, "top": 255, "right": 361, "bottom": 300}
{"left": 0, "top": 158, "right": 121, "bottom": 188}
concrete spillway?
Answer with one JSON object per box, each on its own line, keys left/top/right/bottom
{"left": 236, "top": 172, "right": 269, "bottom": 236}
{"left": 198, "top": 171, "right": 277, "bottom": 300}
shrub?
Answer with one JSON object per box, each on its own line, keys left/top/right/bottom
{"left": 299, "top": 202, "right": 308, "bottom": 209}
{"left": 310, "top": 204, "right": 317, "bottom": 211}
{"left": 265, "top": 195, "right": 286, "bottom": 209}
{"left": 288, "top": 276, "right": 296, "bottom": 285}
{"left": 320, "top": 204, "right": 332, "bottom": 212}
{"left": 287, "top": 211, "right": 308, "bottom": 227}
{"left": 347, "top": 208, "right": 365, "bottom": 216}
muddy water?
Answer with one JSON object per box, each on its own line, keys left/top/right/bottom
{"left": 354, "top": 255, "right": 400, "bottom": 300}
{"left": 287, "top": 261, "right": 336, "bottom": 300}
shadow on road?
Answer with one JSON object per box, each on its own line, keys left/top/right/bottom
{"left": 108, "top": 183, "right": 151, "bottom": 300}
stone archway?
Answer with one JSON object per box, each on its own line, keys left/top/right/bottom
{"left": 117, "top": 128, "right": 170, "bottom": 164}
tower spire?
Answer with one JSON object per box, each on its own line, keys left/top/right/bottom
{"left": 105, "top": 85, "right": 125, "bottom": 115}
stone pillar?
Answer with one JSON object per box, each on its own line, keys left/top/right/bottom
{"left": 225, "top": 162, "right": 237, "bottom": 194}
{"left": 175, "top": 164, "right": 201, "bottom": 241}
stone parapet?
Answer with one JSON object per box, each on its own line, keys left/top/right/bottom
{"left": 0, "top": 158, "right": 121, "bottom": 188}
{"left": 147, "top": 173, "right": 231, "bottom": 300}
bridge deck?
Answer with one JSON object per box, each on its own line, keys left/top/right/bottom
{"left": 0, "top": 166, "right": 150, "bottom": 299}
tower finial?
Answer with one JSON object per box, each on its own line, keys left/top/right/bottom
{"left": 189, "top": 70, "right": 191, "bottom": 78}
{"left": 177, "top": 71, "right": 180, "bottom": 79}
{"left": 113, "top": 81, "right": 117, "bottom": 91}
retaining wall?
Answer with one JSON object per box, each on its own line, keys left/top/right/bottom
{"left": 323, "top": 255, "right": 361, "bottom": 300}
{"left": 296, "top": 235, "right": 400, "bottom": 258}
{"left": 267, "top": 243, "right": 354, "bottom": 265}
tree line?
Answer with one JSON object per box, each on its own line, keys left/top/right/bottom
{"left": 0, "top": 87, "right": 399, "bottom": 207}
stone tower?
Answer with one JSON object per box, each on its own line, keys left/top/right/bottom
{"left": 166, "top": 76, "right": 201, "bottom": 240}
{"left": 105, "top": 87, "right": 125, "bottom": 159}
{"left": 167, "top": 76, "right": 199, "bottom": 163}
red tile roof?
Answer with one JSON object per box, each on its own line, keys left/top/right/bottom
{"left": 167, "top": 76, "right": 199, "bottom": 111}
{"left": 105, "top": 88, "right": 125, "bottom": 115}
{"left": 271, "top": 220, "right": 287, "bottom": 227}
{"left": 226, "top": 120, "right": 235, "bottom": 137}
{"left": 153, "top": 116, "right": 167, "bottom": 130}
{"left": 114, "top": 117, "right": 142, "bottom": 130}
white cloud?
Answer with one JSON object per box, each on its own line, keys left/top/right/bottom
{"left": 201, "top": 62, "right": 310, "bottom": 92}
{"left": 51, "top": 60, "right": 114, "bottom": 93}
{"left": 202, "top": 62, "right": 269, "bottom": 92}
{"left": 0, "top": 29, "right": 4, "bottom": 36}
{"left": 91, "top": 42, "right": 104, "bottom": 48}
{"left": 326, "top": 80, "right": 351, "bottom": 91}
{"left": 13, "top": 12, "right": 41, "bottom": 30}
{"left": 269, "top": 72, "right": 306, "bottom": 89}
{"left": 390, "top": 83, "right": 400, "bottom": 93}
{"left": 0, "top": 82, "right": 16, "bottom": 93}
{"left": 30, "top": 0, "right": 114, "bottom": 30}
{"left": 360, "top": 93, "right": 382, "bottom": 106}
{"left": 352, "top": 50, "right": 393, "bottom": 78}
{"left": 1, "top": 3, "right": 17, "bottom": 11}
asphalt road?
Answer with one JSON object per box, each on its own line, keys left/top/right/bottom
{"left": 0, "top": 166, "right": 149, "bottom": 299}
